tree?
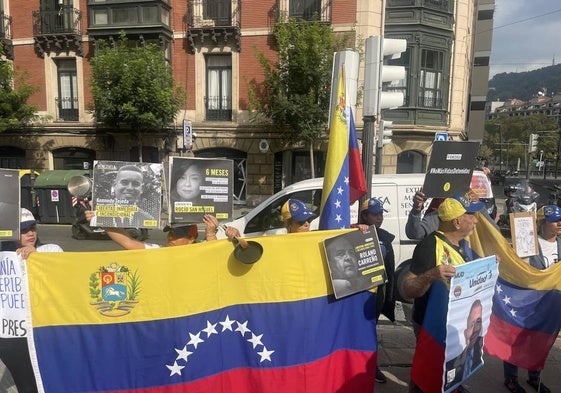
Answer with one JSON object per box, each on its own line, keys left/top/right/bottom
{"left": 248, "top": 18, "right": 354, "bottom": 176}
{"left": 0, "top": 46, "right": 39, "bottom": 132}
{"left": 89, "top": 34, "right": 186, "bottom": 162}
{"left": 484, "top": 114, "right": 558, "bottom": 172}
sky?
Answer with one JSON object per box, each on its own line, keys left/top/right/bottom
{"left": 489, "top": 0, "right": 561, "bottom": 78}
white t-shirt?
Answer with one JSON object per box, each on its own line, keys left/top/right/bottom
{"left": 37, "top": 244, "right": 63, "bottom": 253}
{"left": 538, "top": 237, "right": 558, "bottom": 268}
{"left": 144, "top": 243, "right": 161, "bottom": 249}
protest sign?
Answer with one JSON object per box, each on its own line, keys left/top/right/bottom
{"left": 423, "top": 141, "right": 480, "bottom": 197}
{"left": 323, "top": 227, "right": 386, "bottom": 299}
{"left": 169, "top": 157, "right": 233, "bottom": 224}
{"left": 92, "top": 161, "right": 162, "bottom": 229}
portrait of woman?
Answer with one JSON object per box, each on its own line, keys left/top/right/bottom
{"left": 170, "top": 159, "right": 205, "bottom": 204}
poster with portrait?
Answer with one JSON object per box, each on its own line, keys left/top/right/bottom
{"left": 323, "top": 227, "right": 386, "bottom": 299}
{"left": 422, "top": 141, "right": 480, "bottom": 198}
{"left": 92, "top": 161, "right": 162, "bottom": 229}
{"left": 0, "top": 169, "right": 21, "bottom": 241}
{"left": 510, "top": 211, "right": 538, "bottom": 258}
{"left": 443, "top": 255, "right": 498, "bottom": 393}
{"left": 169, "top": 157, "right": 234, "bottom": 224}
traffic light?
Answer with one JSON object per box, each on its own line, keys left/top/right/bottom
{"left": 363, "top": 35, "right": 407, "bottom": 116}
{"left": 377, "top": 120, "right": 393, "bottom": 148}
{"left": 529, "top": 133, "right": 539, "bottom": 153}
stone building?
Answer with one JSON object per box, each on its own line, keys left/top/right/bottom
{"left": 0, "top": 0, "right": 494, "bottom": 205}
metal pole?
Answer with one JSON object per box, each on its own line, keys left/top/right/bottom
{"left": 498, "top": 124, "right": 503, "bottom": 174}
{"left": 375, "top": 124, "right": 383, "bottom": 174}
{"left": 362, "top": 115, "right": 376, "bottom": 196}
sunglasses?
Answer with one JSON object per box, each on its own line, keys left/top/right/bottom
{"left": 21, "top": 225, "right": 37, "bottom": 234}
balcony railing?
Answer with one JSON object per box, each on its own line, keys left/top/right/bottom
{"left": 33, "top": 6, "right": 81, "bottom": 36}
{"left": 273, "top": 0, "right": 332, "bottom": 23}
{"left": 205, "top": 96, "right": 232, "bottom": 121}
{"left": 417, "top": 95, "right": 442, "bottom": 108}
{"left": 0, "top": 12, "right": 12, "bottom": 39}
{"left": 187, "top": 0, "right": 240, "bottom": 28}
{"left": 56, "top": 97, "right": 79, "bottom": 121}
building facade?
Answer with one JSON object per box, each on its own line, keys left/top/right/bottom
{"left": 0, "top": 0, "right": 493, "bottom": 205}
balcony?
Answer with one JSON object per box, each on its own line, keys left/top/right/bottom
{"left": 56, "top": 97, "right": 79, "bottom": 122}
{"left": 272, "top": 0, "right": 332, "bottom": 24}
{"left": 0, "top": 12, "right": 13, "bottom": 59}
{"left": 186, "top": 0, "right": 241, "bottom": 53}
{"left": 32, "top": 6, "right": 83, "bottom": 57}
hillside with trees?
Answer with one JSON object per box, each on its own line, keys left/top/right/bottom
{"left": 488, "top": 64, "right": 561, "bottom": 101}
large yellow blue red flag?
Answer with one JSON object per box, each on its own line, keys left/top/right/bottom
{"left": 319, "top": 67, "right": 366, "bottom": 229}
{"left": 25, "top": 231, "right": 378, "bottom": 393}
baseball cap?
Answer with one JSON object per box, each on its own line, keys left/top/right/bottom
{"left": 281, "top": 199, "right": 317, "bottom": 222}
{"left": 538, "top": 205, "right": 561, "bottom": 222}
{"left": 360, "top": 198, "right": 388, "bottom": 214}
{"left": 21, "top": 208, "right": 37, "bottom": 230}
{"left": 163, "top": 224, "right": 198, "bottom": 238}
{"left": 438, "top": 194, "right": 484, "bottom": 222}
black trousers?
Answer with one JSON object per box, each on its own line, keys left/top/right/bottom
{"left": 0, "top": 337, "right": 38, "bottom": 393}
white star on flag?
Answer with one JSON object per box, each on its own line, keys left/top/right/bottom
{"left": 202, "top": 321, "right": 218, "bottom": 337}
{"left": 257, "top": 346, "right": 275, "bottom": 363}
{"left": 166, "top": 361, "right": 185, "bottom": 376}
{"left": 337, "top": 186, "right": 343, "bottom": 195}
{"left": 509, "top": 308, "right": 517, "bottom": 317}
{"left": 220, "top": 315, "right": 235, "bottom": 331}
{"left": 235, "top": 320, "right": 251, "bottom": 336}
{"left": 496, "top": 284, "right": 503, "bottom": 293}
{"left": 502, "top": 295, "right": 511, "bottom": 305}
{"left": 335, "top": 214, "right": 342, "bottom": 223}
{"left": 187, "top": 332, "right": 204, "bottom": 349}
{"left": 175, "top": 346, "right": 193, "bottom": 362}
{"left": 247, "top": 333, "right": 264, "bottom": 349}
{"left": 334, "top": 200, "right": 341, "bottom": 208}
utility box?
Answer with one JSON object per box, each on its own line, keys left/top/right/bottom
{"left": 19, "top": 169, "right": 40, "bottom": 218}
{"left": 34, "top": 170, "right": 89, "bottom": 224}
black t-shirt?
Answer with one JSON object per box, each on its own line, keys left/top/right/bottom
{"left": 410, "top": 232, "right": 466, "bottom": 326}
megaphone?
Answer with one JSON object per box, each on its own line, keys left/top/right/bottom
{"left": 67, "top": 175, "right": 93, "bottom": 200}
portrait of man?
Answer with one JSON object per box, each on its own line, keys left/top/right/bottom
{"left": 445, "top": 299, "right": 484, "bottom": 389}
{"left": 325, "top": 234, "right": 371, "bottom": 299}
{"left": 93, "top": 161, "right": 162, "bottom": 229}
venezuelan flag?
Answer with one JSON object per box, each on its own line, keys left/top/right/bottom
{"left": 348, "top": 108, "right": 367, "bottom": 205}
{"left": 319, "top": 67, "right": 351, "bottom": 230}
{"left": 469, "top": 215, "right": 561, "bottom": 371}
{"left": 410, "top": 280, "right": 448, "bottom": 392}
{"left": 25, "top": 230, "right": 377, "bottom": 393}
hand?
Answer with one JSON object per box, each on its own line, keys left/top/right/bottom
{"left": 430, "top": 264, "right": 456, "bottom": 281}
{"left": 203, "top": 214, "right": 219, "bottom": 233}
{"left": 17, "top": 246, "right": 36, "bottom": 260}
{"left": 356, "top": 224, "right": 370, "bottom": 233}
{"left": 84, "top": 210, "right": 96, "bottom": 222}
{"left": 413, "top": 190, "right": 426, "bottom": 212}
{"left": 225, "top": 226, "right": 241, "bottom": 240}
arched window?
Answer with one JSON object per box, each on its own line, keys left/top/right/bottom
{"left": 397, "top": 150, "right": 426, "bottom": 173}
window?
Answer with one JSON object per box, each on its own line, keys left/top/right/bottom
{"left": 57, "top": 59, "right": 79, "bottom": 121}
{"left": 204, "top": 0, "right": 232, "bottom": 26}
{"left": 418, "top": 49, "right": 443, "bottom": 108}
{"left": 397, "top": 150, "right": 426, "bottom": 173}
{"left": 289, "top": 0, "right": 321, "bottom": 20}
{"left": 0, "top": 146, "right": 25, "bottom": 169}
{"left": 53, "top": 147, "right": 95, "bottom": 170}
{"left": 206, "top": 55, "right": 232, "bottom": 121}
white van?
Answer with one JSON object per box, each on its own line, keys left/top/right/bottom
{"left": 219, "top": 173, "right": 426, "bottom": 266}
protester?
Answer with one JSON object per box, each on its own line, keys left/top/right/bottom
{"left": 85, "top": 210, "right": 239, "bottom": 250}
{"left": 0, "top": 208, "right": 63, "bottom": 393}
{"left": 445, "top": 299, "right": 484, "bottom": 390}
{"left": 281, "top": 198, "right": 317, "bottom": 233}
{"left": 501, "top": 205, "right": 559, "bottom": 393}
{"left": 402, "top": 194, "right": 484, "bottom": 393}
{"left": 355, "top": 197, "right": 396, "bottom": 384}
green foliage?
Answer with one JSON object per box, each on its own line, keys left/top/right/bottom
{"left": 89, "top": 34, "right": 186, "bottom": 136}
{"left": 127, "top": 270, "right": 141, "bottom": 301}
{"left": 488, "top": 64, "right": 561, "bottom": 101}
{"left": 248, "top": 18, "right": 354, "bottom": 143}
{"left": 89, "top": 272, "right": 101, "bottom": 301}
{"left": 0, "top": 46, "right": 39, "bottom": 132}
{"left": 484, "top": 114, "right": 559, "bottom": 168}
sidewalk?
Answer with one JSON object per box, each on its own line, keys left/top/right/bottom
{"left": 376, "top": 315, "right": 561, "bottom": 393}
